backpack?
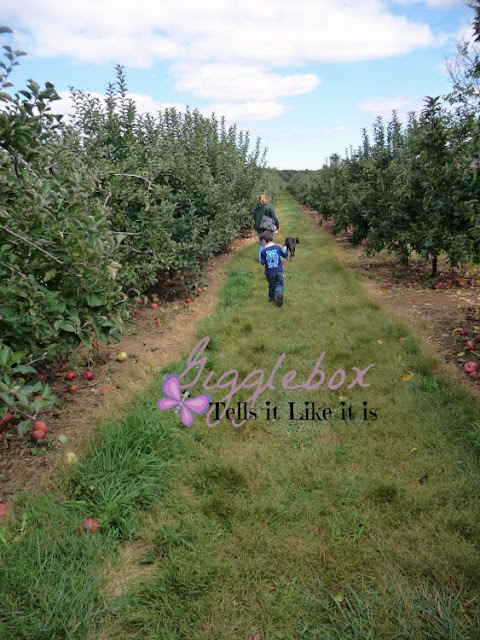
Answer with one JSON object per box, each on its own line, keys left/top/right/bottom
{"left": 259, "top": 213, "right": 276, "bottom": 232}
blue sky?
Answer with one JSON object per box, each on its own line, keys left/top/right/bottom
{"left": 2, "top": 0, "right": 474, "bottom": 170}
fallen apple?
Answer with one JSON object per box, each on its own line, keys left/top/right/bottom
{"left": 132, "top": 308, "right": 141, "bottom": 315}
{"left": 464, "top": 362, "right": 478, "bottom": 374}
{"left": 3, "top": 411, "right": 13, "bottom": 423}
{"left": 78, "top": 518, "right": 99, "bottom": 534}
{"left": 458, "top": 329, "right": 467, "bottom": 336}
{"left": 65, "top": 372, "right": 77, "bottom": 381}
{"left": 465, "top": 340, "right": 477, "bottom": 351}
{"left": 0, "top": 503, "right": 9, "bottom": 519}
{"left": 67, "top": 384, "right": 78, "bottom": 393}
{"left": 185, "top": 298, "right": 192, "bottom": 303}
{"left": 85, "top": 371, "right": 95, "bottom": 381}
{"left": 33, "top": 420, "right": 48, "bottom": 433}
{"left": 469, "top": 370, "right": 480, "bottom": 380}
{"left": 155, "top": 319, "right": 161, "bottom": 326}
{"left": 31, "top": 430, "right": 47, "bottom": 442}
{"left": 151, "top": 303, "right": 158, "bottom": 309}
{"left": 65, "top": 452, "right": 78, "bottom": 463}
{"left": 116, "top": 352, "right": 128, "bottom": 362}
{"left": 399, "top": 337, "right": 407, "bottom": 343}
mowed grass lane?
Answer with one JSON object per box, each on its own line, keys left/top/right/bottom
{"left": 96, "top": 193, "right": 480, "bottom": 639}
{"left": 1, "top": 193, "right": 479, "bottom": 640}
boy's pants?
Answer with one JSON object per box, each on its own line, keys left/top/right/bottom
{"left": 266, "top": 272, "right": 284, "bottom": 301}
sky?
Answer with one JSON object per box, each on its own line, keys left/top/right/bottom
{"left": 2, "top": 0, "right": 476, "bottom": 170}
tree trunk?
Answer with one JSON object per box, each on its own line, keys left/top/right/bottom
{"left": 400, "top": 245, "right": 409, "bottom": 267}
{"left": 431, "top": 255, "right": 438, "bottom": 278}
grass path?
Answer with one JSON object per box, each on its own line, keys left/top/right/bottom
{"left": 2, "top": 194, "right": 480, "bottom": 640}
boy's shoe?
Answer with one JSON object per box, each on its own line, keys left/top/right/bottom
{"left": 275, "top": 293, "right": 284, "bottom": 307}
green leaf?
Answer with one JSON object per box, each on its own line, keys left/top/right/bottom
{"left": 60, "top": 321, "right": 77, "bottom": 333}
{"left": 17, "top": 420, "right": 31, "bottom": 436}
{"left": 85, "top": 293, "right": 107, "bottom": 307}
{"left": 12, "top": 365, "right": 37, "bottom": 375}
{"left": 0, "top": 393, "right": 14, "bottom": 407}
{"left": 43, "top": 268, "right": 57, "bottom": 282}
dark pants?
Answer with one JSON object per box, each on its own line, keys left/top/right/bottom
{"left": 266, "top": 272, "right": 284, "bottom": 301}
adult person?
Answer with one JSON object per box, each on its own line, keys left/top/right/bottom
{"left": 252, "top": 194, "right": 280, "bottom": 262}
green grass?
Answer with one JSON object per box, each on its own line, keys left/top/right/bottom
{"left": 1, "top": 192, "right": 480, "bottom": 639}
{"left": 0, "top": 393, "right": 188, "bottom": 639}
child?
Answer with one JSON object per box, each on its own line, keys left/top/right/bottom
{"left": 259, "top": 230, "right": 288, "bottom": 307}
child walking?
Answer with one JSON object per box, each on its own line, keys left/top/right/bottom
{"left": 259, "top": 230, "right": 288, "bottom": 307}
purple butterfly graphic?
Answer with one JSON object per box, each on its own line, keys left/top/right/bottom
{"left": 157, "top": 373, "right": 211, "bottom": 427}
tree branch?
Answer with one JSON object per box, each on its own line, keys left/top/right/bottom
{"left": 0, "top": 261, "right": 28, "bottom": 281}
{"left": 113, "top": 173, "right": 153, "bottom": 190}
{"left": 1, "top": 226, "right": 65, "bottom": 264}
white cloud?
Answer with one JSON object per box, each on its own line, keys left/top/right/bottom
{"left": 4, "top": 0, "right": 439, "bottom": 68}
{"left": 51, "top": 90, "right": 185, "bottom": 119}
{"left": 173, "top": 63, "right": 320, "bottom": 101}
{"left": 200, "top": 101, "right": 288, "bottom": 122}
{"left": 392, "top": 0, "right": 464, "bottom": 8}
{"left": 2, "top": 0, "right": 447, "bottom": 126}
{"left": 356, "top": 96, "right": 421, "bottom": 117}
{"left": 323, "top": 125, "right": 347, "bottom": 135}
{"left": 51, "top": 90, "right": 278, "bottom": 125}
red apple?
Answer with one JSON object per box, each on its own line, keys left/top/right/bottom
{"left": 132, "top": 308, "right": 141, "bottom": 315}
{"left": 33, "top": 420, "right": 48, "bottom": 433}
{"left": 78, "top": 518, "right": 99, "bottom": 534}
{"left": 466, "top": 340, "right": 477, "bottom": 351}
{"left": 151, "top": 303, "right": 158, "bottom": 309}
{"left": 31, "top": 430, "right": 47, "bottom": 442}
{"left": 155, "top": 319, "right": 161, "bottom": 326}
{"left": 85, "top": 371, "right": 95, "bottom": 381}
{"left": 3, "top": 411, "right": 13, "bottom": 423}
{"left": 464, "top": 362, "right": 478, "bottom": 374}
{"left": 65, "top": 372, "right": 77, "bottom": 381}
{"left": 469, "top": 370, "right": 480, "bottom": 380}
{"left": 458, "top": 329, "right": 467, "bottom": 336}
{"left": 67, "top": 384, "right": 78, "bottom": 393}
{"left": 185, "top": 298, "right": 192, "bottom": 303}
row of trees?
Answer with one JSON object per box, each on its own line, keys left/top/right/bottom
{"left": 0, "top": 34, "right": 281, "bottom": 427}
{"left": 288, "top": 3, "right": 480, "bottom": 277}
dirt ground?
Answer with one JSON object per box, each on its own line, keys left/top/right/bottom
{"left": 1, "top": 209, "right": 480, "bottom": 503}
